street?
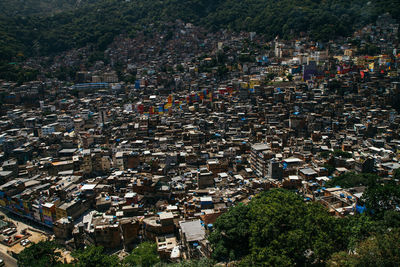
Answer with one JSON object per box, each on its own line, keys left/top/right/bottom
{"left": 0, "top": 209, "right": 51, "bottom": 267}
{"left": 0, "top": 250, "right": 17, "bottom": 267}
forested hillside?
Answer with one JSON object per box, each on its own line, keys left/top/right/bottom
{"left": 0, "top": 0, "right": 97, "bottom": 16}
{"left": 0, "top": 0, "right": 399, "bottom": 62}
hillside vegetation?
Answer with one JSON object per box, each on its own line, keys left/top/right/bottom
{"left": 0, "top": 0, "right": 399, "bottom": 62}
{"left": 0, "top": 0, "right": 98, "bottom": 16}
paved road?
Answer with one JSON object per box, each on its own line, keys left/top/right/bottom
{"left": 0, "top": 250, "right": 17, "bottom": 267}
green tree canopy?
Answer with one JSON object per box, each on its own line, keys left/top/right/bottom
{"left": 155, "top": 258, "right": 214, "bottom": 267}
{"left": 328, "top": 228, "right": 400, "bottom": 267}
{"left": 72, "top": 245, "right": 120, "bottom": 267}
{"left": 394, "top": 168, "right": 400, "bottom": 180}
{"left": 325, "top": 172, "right": 380, "bottom": 188}
{"left": 208, "top": 203, "right": 250, "bottom": 261}
{"left": 124, "top": 241, "right": 160, "bottom": 267}
{"left": 17, "top": 241, "right": 64, "bottom": 267}
{"left": 209, "top": 189, "right": 348, "bottom": 266}
{"left": 361, "top": 180, "right": 400, "bottom": 219}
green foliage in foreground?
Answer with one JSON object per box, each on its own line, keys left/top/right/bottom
{"left": 72, "top": 245, "right": 121, "bottom": 267}
{"left": 155, "top": 258, "right": 214, "bottom": 267}
{"left": 209, "top": 188, "right": 400, "bottom": 266}
{"left": 17, "top": 241, "right": 63, "bottom": 267}
{"left": 394, "top": 168, "right": 400, "bottom": 180}
{"left": 17, "top": 174, "right": 400, "bottom": 267}
{"left": 210, "top": 189, "right": 348, "bottom": 266}
{"left": 17, "top": 241, "right": 211, "bottom": 267}
{"left": 208, "top": 203, "right": 250, "bottom": 261}
{"left": 361, "top": 180, "right": 400, "bottom": 219}
{"left": 328, "top": 228, "right": 400, "bottom": 267}
{"left": 124, "top": 241, "right": 160, "bottom": 267}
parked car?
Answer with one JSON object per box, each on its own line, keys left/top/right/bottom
{"left": 20, "top": 239, "right": 30, "bottom": 246}
{"left": 5, "top": 228, "right": 16, "bottom": 236}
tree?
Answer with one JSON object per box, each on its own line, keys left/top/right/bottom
{"left": 394, "top": 168, "right": 400, "bottom": 180}
{"left": 124, "top": 242, "right": 160, "bottom": 267}
{"left": 247, "top": 190, "right": 344, "bottom": 266}
{"left": 155, "top": 258, "right": 214, "bottom": 267}
{"left": 327, "top": 251, "right": 360, "bottom": 267}
{"left": 266, "top": 72, "right": 276, "bottom": 81}
{"left": 332, "top": 149, "right": 352, "bottom": 159}
{"left": 361, "top": 181, "right": 400, "bottom": 219}
{"left": 328, "top": 228, "right": 400, "bottom": 267}
{"left": 340, "top": 214, "right": 381, "bottom": 249}
{"left": 320, "top": 151, "right": 332, "bottom": 159}
{"left": 176, "top": 64, "right": 184, "bottom": 72}
{"left": 17, "top": 241, "right": 64, "bottom": 267}
{"left": 325, "top": 172, "right": 380, "bottom": 188}
{"left": 209, "top": 189, "right": 346, "bottom": 266}
{"left": 323, "top": 164, "right": 336, "bottom": 176}
{"left": 208, "top": 203, "right": 250, "bottom": 261}
{"left": 72, "top": 245, "right": 121, "bottom": 267}
{"left": 382, "top": 210, "right": 400, "bottom": 229}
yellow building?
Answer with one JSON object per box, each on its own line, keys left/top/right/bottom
{"left": 56, "top": 206, "right": 68, "bottom": 220}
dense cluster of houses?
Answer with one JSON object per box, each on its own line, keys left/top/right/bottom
{"left": 0, "top": 15, "right": 399, "bottom": 261}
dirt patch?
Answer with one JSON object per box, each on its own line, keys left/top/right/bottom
{"left": 57, "top": 249, "right": 75, "bottom": 264}
{"left": 5, "top": 229, "right": 48, "bottom": 254}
